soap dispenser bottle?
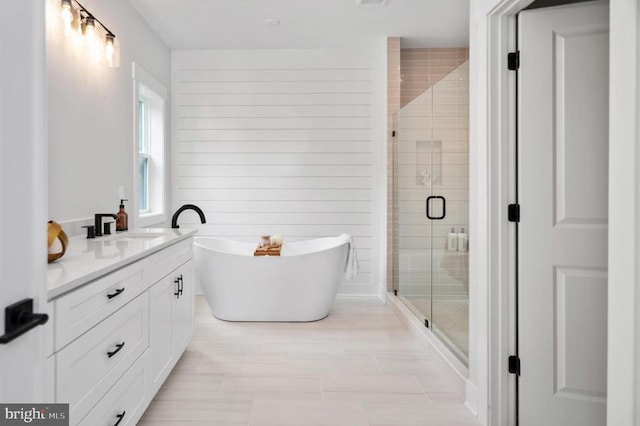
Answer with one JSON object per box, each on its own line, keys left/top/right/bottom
{"left": 457, "top": 227, "right": 468, "bottom": 252}
{"left": 447, "top": 228, "right": 458, "bottom": 251}
{"left": 116, "top": 199, "right": 128, "bottom": 231}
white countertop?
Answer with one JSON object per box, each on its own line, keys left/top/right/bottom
{"left": 47, "top": 228, "right": 198, "bottom": 300}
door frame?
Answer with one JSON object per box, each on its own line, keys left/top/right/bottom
{"left": 484, "top": 2, "right": 528, "bottom": 425}
{"left": 606, "top": 1, "right": 640, "bottom": 424}
{"left": 480, "top": 0, "right": 639, "bottom": 425}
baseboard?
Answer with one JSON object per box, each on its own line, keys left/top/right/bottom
{"left": 194, "top": 287, "right": 386, "bottom": 301}
{"left": 335, "top": 293, "right": 386, "bottom": 304}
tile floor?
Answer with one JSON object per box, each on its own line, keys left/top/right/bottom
{"left": 138, "top": 296, "right": 481, "bottom": 426}
{"left": 405, "top": 297, "right": 469, "bottom": 359}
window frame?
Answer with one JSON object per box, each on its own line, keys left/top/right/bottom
{"left": 132, "top": 63, "right": 167, "bottom": 228}
{"left": 138, "top": 97, "right": 150, "bottom": 213}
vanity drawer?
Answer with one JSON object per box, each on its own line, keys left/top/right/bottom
{"left": 57, "top": 293, "right": 149, "bottom": 423}
{"left": 55, "top": 261, "right": 148, "bottom": 351}
{"left": 78, "top": 357, "right": 146, "bottom": 426}
{"left": 148, "top": 239, "right": 192, "bottom": 283}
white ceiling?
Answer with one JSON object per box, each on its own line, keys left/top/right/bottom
{"left": 126, "top": 0, "right": 469, "bottom": 50}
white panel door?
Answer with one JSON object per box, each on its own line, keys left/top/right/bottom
{"left": 0, "top": 0, "right": 49, "bottom": 402}
{"left": 518, "top": 2, "right": 609, "bottom": 426}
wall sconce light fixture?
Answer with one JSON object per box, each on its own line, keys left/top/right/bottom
{"left": 59, "top": 0, "right": 120, "bottom": 68}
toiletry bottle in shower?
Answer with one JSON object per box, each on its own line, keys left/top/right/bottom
{"left": 116, "top": 199, "right": 128, "bottom": 231}
{"left": 457, "top": 227, "right": 468, "bottom": 252}
{"left": 447, "top": 228, "right": 458, "bottom": 251}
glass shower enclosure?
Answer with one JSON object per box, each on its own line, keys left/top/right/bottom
{"left": 393, "top": 61, "right": 469, "bottom": 364}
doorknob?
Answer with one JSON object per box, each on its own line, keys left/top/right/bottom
{"left": 0, "top": 298, "right": 48, "bottom": 344}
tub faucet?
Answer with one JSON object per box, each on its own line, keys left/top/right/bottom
{"left": 171, "top": 204, "right": 207, "bottom": 229}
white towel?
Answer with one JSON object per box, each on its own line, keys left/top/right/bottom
{"left": 338, "top": 233, "right": 360, "bottom": 280}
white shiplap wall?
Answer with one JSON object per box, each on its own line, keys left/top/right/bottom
{"left": 172, "top": 49, "right": 375, "bottom": 295}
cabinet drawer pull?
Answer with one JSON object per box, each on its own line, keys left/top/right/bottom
{"left": 174, "top": 275, "right": 184, "bottom": 297}
{"left": 107, "top": 288, "right": 125, "bottom": 299}
{"left": 174, "top": 277, "right": 181, "bottom": 299}
{"left": 112, "top": 410, "right": 126, "bottom": 426}
{"left": 107, "top": 342, "right": 125, "bottom": 358}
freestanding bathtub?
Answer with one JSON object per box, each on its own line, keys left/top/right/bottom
{"left": 194, "top": 235, "right": 351, "bottom": 321}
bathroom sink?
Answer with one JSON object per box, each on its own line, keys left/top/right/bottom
{"left": 103, "top": 232, "right": 167, "bottom": 241}
{"left": 118, "top": 232, "right": 166, "bottom": 239}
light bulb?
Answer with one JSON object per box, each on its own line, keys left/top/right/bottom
{"left": 61, "top": 0, "right": 73, "bottom": 30}
{"left": 84, "top": 16, "right": 97, "bottom": 46}
{"left": 105, "top": 34, "right": 115, "bottom": 67}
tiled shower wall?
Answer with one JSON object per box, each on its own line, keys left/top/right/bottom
{"left": 395, "top": 62, "right": 469, "bottom": 298}
{"left": 387, "top": 44, "right": 469, "bottom": 293}
{"left": 400, "top": 48, "right": 469, "bottom": 108}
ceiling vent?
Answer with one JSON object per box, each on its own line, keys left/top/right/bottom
{"left": 356, "top": 0, "right": 388, "bottom": 5}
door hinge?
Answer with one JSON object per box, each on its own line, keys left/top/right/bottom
{"left": 508, "top": 204, "right": 520, "bottom": 222}
{"left": 508, "top": 51, "right": 520, "bottom": 71}
{"left": 508, "top": 355, "right": 521, "bottom": 375}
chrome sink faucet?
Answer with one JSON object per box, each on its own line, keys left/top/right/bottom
{"left": 171, "top": 204, "right": 206, "bottom": 229}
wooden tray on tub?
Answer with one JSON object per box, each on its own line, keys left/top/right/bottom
{"left": 253, "top": 244, "right": 281, "bottom": 256}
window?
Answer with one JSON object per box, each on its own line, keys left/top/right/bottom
{"left": 133, "top": 63, "right": 167, "bottom": 227}
{"left": 138, "top": 98, "right": 150, "bottom": 212}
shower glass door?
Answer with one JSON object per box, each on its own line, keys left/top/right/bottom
{"left": 393, "top": 60, "right": 469, "bottom": 365}
{"left": 393, "top": 86, "right": 436, "bottom": 328}
{"left": 430, "top": 62, "right": 469, "bottom": 362}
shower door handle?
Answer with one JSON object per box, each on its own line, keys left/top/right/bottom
{"left": 426, "top": 196, "right": 446, "bottom": 220}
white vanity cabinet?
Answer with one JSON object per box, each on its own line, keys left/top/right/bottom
{"left": 148, "top": 259, "right": 194, "bottom": 395}
{"left": 49, "top": 233, "right": 196, "bottom": 426}
{"left": 58, "top": 294, "right": 149, "bottom": 424}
